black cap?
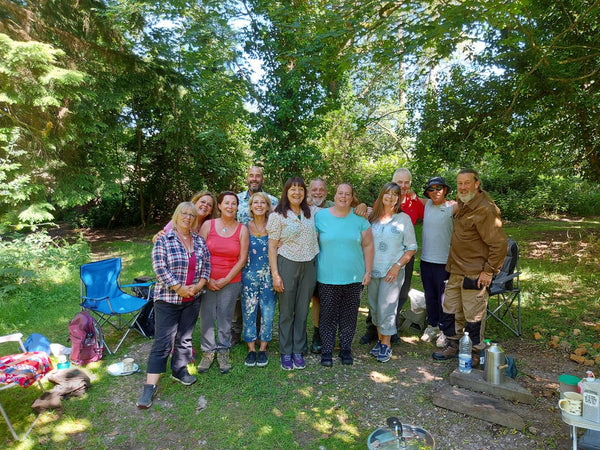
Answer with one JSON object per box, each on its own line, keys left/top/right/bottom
{"left": 423, "top": 176, "right": 450, "bottom": 198}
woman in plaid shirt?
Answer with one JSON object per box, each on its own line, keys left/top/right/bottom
{"left": 137, "top": 202, "right": 211, "bottom": 409}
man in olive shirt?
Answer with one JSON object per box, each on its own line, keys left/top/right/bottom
{"left": 433, "top": 169, "right": 507, "bottom": 363}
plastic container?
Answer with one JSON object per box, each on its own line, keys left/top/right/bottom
{"left": 458, "top": 332, "right": 472, "bottom": 374}
{"left": 480, "top": 339, "right": 491, "bottom": 371}
{"left": 57, "top": 354, "right": 70, "bottom": 370}
{"left": 580, "top": 371, "right": 596, "bottom": 394}
{"left": 559, "top": 374, "right": 582, "bottom": 398}
{"left": 583, "top": 379, "right": 600, "bottom": 423}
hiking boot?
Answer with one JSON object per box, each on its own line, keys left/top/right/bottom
{"left": 321, "top": 353, "right": 333, "bottom": 367}
{"left": 256, "top": 351, "right": 268, "bottom": 367}
{"left": 244, "top": 351, "right": 257, "bottom": 367}
{"left": 310, "top": 327, "right": 322, "bottom": 354}
{"left": 421, "top": 326, "right": 440, "bottom": 343}
{"left": 171, "top": 369, "right": 197, "bottom": 386}
{"left": 136, "top": 384, "right": 157, "bottom": 409}
{"left": 217, "top": 350, "right": 231, "bottom": 374}
{"left": 280, "top": 354, "right": 293, "bottom": 370}
{"left": 378, "top": 344, "right": 392, "bottom": 363}
{"left": 436, "top": 332, "right": 447, "bottom": 348}
{"left": 292, "top": 353, "right": 306, "bottom": 370}
{"left": 197, "top": 351, "right": 215, "bottom": 373}
{"left": 432, "top": 340, "right": 459, "bottom": 360}
{"left": 340, "top": 350, "right": 354, "bottom": 365}
{"left": 370, "top": 340, "right": 382, "bottom": 357}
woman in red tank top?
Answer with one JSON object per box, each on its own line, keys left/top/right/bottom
{"left": 197, "top": 191, "right": 249, "bottom": 374}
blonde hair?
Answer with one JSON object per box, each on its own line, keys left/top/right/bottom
{"left": 172, "top": 202, "right": 198, "bottom": 231}
{"left": 191, "top": 190, "right": 218, "bottom": 219}
{"left": 248, "top": 192, "right": 272, "bottom": 220}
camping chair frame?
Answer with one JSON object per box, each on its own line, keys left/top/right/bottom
{"left": 486, "top": 238, "right": 522, "bottom": 336}
{"left": 0, "top": 333, "right": 50, "bottom": 441}
{"left": 80, "top": 258, "right": 154, "bottom": 354}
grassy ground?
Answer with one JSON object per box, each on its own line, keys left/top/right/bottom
{"left": 1, "top": 217, "right": 600, "bottom": 448}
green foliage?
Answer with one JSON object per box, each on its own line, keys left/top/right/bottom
{"left": 0, "top": 231, "right": 89, "bottom": 303}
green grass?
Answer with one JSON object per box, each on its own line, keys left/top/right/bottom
{"left": 1, "top": 218, "right": 600, "bottom": 447}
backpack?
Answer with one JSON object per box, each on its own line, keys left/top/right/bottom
{"left": 69, "top": 311, "right": 103, "bottom": 365}
{"left": 131, "top": 276, "right": 155, "bottom": 337}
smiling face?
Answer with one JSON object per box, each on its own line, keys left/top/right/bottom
{"left": 309, "top": 180, "right": 327, "bottom": 207}
{"left": 456, "top": 173, "right": 480, "bottom": 204}
{"left": 218, "top": 194, "right": 239, "bottom": 219}
{"left": 392, "top": 172, "right": 412, "bottom": 196}
{"left": 247, "top": 167, "right": 264, "bottom": 193}
{"left": 381, "top": 189, "right": 400, "bottom": 210}
{"left": 287, "top": 184, "right": 305, "bottom": 208}
{"left": 427, "top": 185, "right": 448, "bottom": 206}
{"left": 249, "top": 194, "right": 268, "bottom": 218}
{"left": 176, "top": 207, "right": 197, "bottom": 232}
{"left": 195, "top": 195, "right": 214, "bottom": 219}
{"left": 334, "top": 183, "right": 353, "bottom": 209}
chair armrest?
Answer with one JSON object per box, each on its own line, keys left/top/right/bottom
{"left": 122, "top": 281, "right": 155, "bottom": 288}
{"left": 0, "top": 333, "right": 23, "bottom": 344}
{"left": 81, "top": 296, "right": 110, "bottom": 301}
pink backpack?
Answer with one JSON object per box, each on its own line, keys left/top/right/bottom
{"left": 69, "top": 311, "right": 103, "bottom": 365}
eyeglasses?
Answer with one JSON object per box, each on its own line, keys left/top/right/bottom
{"left": 181, "top": 212, "right": 196, "bottom": 218}
{"left": 426, "top": 186, "right": 445, "bottom": 192}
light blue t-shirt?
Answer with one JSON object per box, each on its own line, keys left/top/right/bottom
{"left": 315, "top": 208, "right": 370, "bottom": 285}
{"left": 371, "top": 212, "right": 418, "bottom": 278}
{"left": 421, "top": 199, "right": 454, "bottom": 264}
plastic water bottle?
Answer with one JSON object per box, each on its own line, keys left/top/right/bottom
{"left": 458, "top": 332, "right": 472, "bottom": 373}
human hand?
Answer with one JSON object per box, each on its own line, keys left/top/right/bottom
{"left": 385, "top": 267, "right": 400, "bottom": 283}
{"left": 272, "top": 274, "right": 284, "bottom": 293}
{"left": 208, "top": 278, "right": 222, "bottom": 291}
{"left": 354, "top": 203, "right": 368, "bottom": 218}
{"left": 152, "top": 229, "right": 166, "bottom": 244}
{"left": 477, "top": 271, "right": 492, "bottom": 289}
{"left": 362, "top": 272, "right": 372, "bottom": 286}
{"left": 177, "top": 285, "right": 195, "bottom": 298}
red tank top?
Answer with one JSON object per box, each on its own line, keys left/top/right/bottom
{"left": 206, "top": 220, "right": 242, "bottom": 283}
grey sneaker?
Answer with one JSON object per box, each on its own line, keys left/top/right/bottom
{"left": 136, "top": 384, "right": 157, "bottom": 409}
{"left": 197, "top": 351, "right": 215, "bottom": 373}
{"left": 217, "top": 350, "right": 231, "bottom": 374}
{"left": 256, "top": 351, "right": 268, "bottom": 367}
{"left": 436, "top": 332, "right": 447, "bottom": 348}
{"left": 171, "top": 369, "right": 196, "bottom": 386}
{"left": 421, "top": 325, "right": 440, "bottom": 343}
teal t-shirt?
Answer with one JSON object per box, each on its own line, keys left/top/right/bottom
{"left": 315, "top": 208, "right": 370, "bottom": 285}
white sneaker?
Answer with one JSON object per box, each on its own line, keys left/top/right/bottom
{"left": 421, "top": 326, "right": 439, "bottom": 343}
{"left": 436, "top": 331, "right": 447, "bottom": 348}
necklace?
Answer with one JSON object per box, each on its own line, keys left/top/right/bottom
{"left": 221, "top": 220, "right": 235, "bottom": 233}
{"left": 252, "top": 221, "right": 267, "bottom": 237}
{"left": 176, "top": 231, "right": 193, "bottom": 256}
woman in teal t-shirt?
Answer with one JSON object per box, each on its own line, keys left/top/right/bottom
{"left": 315, "top": 183, "right": 374, "bottom": 367}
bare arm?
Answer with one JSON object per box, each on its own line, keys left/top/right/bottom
{"left": 361, "top": 228, "right": 374, "bottom": 286}
{"left": 268, "top": 238, "right": 284, "bottom": 293}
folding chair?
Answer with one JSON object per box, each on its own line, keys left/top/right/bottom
{"left": 487, "top": 238, "right": 522, "bottom": 336}
{"left": 80, "top": 258, "right": 154, "bottom": 354}
{"left": 0, "top": 333, "right": 52, "bottom": 441}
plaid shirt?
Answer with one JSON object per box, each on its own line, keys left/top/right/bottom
{"left": 152, "top": 230, "right": 211, "bottom": 305}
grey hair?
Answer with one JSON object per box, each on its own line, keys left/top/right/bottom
{"left": 393, "top": 167, "right": 412, "bottom": 180}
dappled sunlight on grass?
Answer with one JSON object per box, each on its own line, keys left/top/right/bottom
{"left": 257, "top": 424, "right": 274, "bottom": 437}
{"left": 297, "top": 385, "right": 314, "bottom": 398}
{"left": 369, "top": 371, "right": 395, "bottom": 383}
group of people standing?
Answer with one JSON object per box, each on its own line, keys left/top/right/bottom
{"left": 136, "top": 165, "right": 507, "bottom": 411}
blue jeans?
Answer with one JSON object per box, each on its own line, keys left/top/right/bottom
{"left": 146, "top": 299, "right": 200, "bottom": 375}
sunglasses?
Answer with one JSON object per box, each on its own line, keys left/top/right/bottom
{"left": 426, "top": 186, "right": 445, "bottom": 192}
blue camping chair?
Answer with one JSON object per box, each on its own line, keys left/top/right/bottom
{"left": 80, "top": 258, "right": 154, "bottom": 354}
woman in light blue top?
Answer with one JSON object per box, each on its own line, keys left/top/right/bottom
{"left": 367, "top": 182, "right": 417, "bottom": 362}
{"left": 315, "top": 183, "right": 374, "bottom": 367}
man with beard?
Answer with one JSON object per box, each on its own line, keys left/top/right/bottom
{"left": 231, "top": 166, "right": 279, "bottom": 345}
{"left": 237, "top": 166, "right": 279, "bottom": 225}
{"left": 432, "top": 169, "right": 507, "bottom": 365}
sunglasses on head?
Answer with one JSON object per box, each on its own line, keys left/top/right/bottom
{"left": 426, "top": 186, "right": 445, "bottom": 192}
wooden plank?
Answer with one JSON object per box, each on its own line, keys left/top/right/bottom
{"left": 433, "top": 386, "right": 526, "bottom": 429}
{"left": 449, "top": 368, "right": 535, "bottom": 405}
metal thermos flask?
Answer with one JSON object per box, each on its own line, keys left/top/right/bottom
{"left": 484, "top": 343, "right": 507, "bottom": 384}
